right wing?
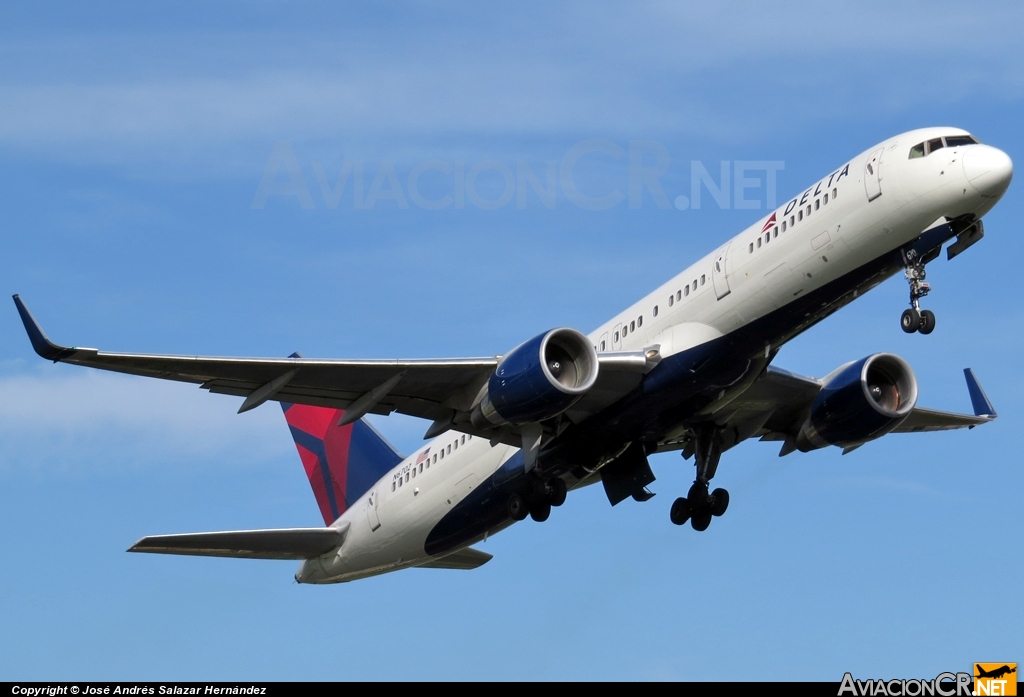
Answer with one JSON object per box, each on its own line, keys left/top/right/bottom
{"left": 14, "top": 295, "right": 653, "bottom": 443}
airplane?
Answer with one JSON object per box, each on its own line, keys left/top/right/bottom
{"left": 976, "top": 665, "right": 1016, "bottom": 680}
{"left": 12, "top": 126, "right": 1011, "bottom": 584}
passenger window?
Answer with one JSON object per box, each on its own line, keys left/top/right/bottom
{"left": 692, "top": 280, "right": 697, "bottom": 291}
{"left": 909, "top": 143, "right": 925, "bottom": 159}
{"left": 806, "top": 206, "right": 811, "bottom": 216}
{"left": 398, "top": 477, "right": 402, "bottom": 487}
{"left": 453, "top": 440, "right": 457, "bottom": 450}
{"left": 823, "top": 193, "right": 828, "bottom": 204}
{"left": 700, "top": 275, "right": 705, "bottom": 285}
{"left": 773, "top": 227, "right": 778, "bottom": 238}
{"left": 439, "top": 450, "right": 444, "bottom": 460}
{"left": 676, "top": 290, "right": 682, "bottom": 301}
{"left": 653, "top": 305, "right": 658, "bottom": 317}
{"left": 715, "top": 260, "right": 721, "bottom": 271}
{"left": 447, "top": 445, "right": 451, "bottom": 455}
{"left": 749, "top": 243, "right": 754, "bottom": 253}
{"left": 405, "top": 472, "right": 409, "bottom": 482}
{"left": 798, "top": 210, "right": 803, "bottom": 221}
{"left": 637, "top": 316, "right": 642, "bottom": 327}
{"left": 927, "top": 138, "right": 944, "bottom": 154}
{"left": 411, "top": 468, "right": 416, "bottom": 478}
{"left": 684, "top": 285, "right": 689, "bottom": 296}
{"left": 419, "top": 463, "right": 423, "bottom": 473}
{"left": 461, "top": 435, "right": 465, "bottom": 445}
{"left": 622, "top": 325, "right": 627, "bottom": 337}
{"left": 392, "top": 482, "right": 396, "bottom": 491}
{"left": 630, "top": 321, "right": 635, "bottom": 332}
{"left": 600, "top": 340, "right": 606, "bottom": 350}
{"left": 815, "top": 200, "right": 819, "bottom": 210}
{"left": 832, "top": 188, "right": 837, "bottom": 199}
{"left": 790, "top": 215, "right": 795, "bottom": 226}
{"left": 764, "top": 232, "right": 770, "bottom": 243}
{"left": 782, "top": 221, "right": 787, "bottom": 232}
{"left": 668, "top": 295, "right": 674, "bottom": 307}
{"left": 614, "top": 331, "right": 619, "bottom": 341}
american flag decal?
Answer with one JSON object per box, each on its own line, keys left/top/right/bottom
{"left": 761, "top": 213, "right": 777, "bottom": 233}
{"left": 416, "top": 448, "right": 431, "bottom": 465}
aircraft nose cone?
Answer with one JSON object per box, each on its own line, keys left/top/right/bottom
{"left": 963, "top": 145, "right": 1013, "bottom": 198}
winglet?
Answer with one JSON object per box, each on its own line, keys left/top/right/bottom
{"left": 11, "top": 295, "right": 78, "bottom": 362}
{"left": 964, "top": 368, "right": 996, "bottom": 418}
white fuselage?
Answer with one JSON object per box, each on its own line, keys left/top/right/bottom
{"left": 298, "top": 127, "right": 1011, "bottom": 583}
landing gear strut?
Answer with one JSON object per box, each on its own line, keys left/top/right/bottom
{"left": 901, "top": 249, "right": 936, "bottom": 335}
{"left": 671, "top": 426, "right": 730, "bottom": 531}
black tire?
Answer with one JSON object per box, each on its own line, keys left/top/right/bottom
{"left": 545, "top": 478, "right": 567, "bottom": 507}
{"left": 919, "top": 309, "right": 936, "bottom": 335}
{"left": 691, "top": 511, "right": 712, "bottom": 532}
{"left": 508, "top": 493, "right": 529, "bottom": 521}
{"left": 687, "top": 481, "right": 709, "bottom": 510}
{"left": 670, "top": 497, "right": 691, "bottom": 526}
{"left": 530, "top": 502, "right": 551, "bottom": 522}
{"left": 901, "top": 308, "right": 920, "bottom": 333}
{"left": 710, "top": 488, "right": 729, "bottom": 516}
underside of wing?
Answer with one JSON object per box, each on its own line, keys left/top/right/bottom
{"left": 892, "top": 407, "right": 994, "bottom": 432}
{"left": 128, "top": 526, "right": 347, "bottom": 560}
{"left": 416, "top": 546, "right": 493, "bottom": 570}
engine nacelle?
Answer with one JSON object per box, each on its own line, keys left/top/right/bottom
{"left": 796, "top": 353, "right": 918, "bottom": 451}
{"left": 472, "top": 328, "right": 599, "bottom": 426}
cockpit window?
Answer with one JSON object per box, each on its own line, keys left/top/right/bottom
{"left": 926, "top": 138, "right": 944, "bottom": 155}
{"left": 909, "top": 143, "right": 925, "bottom": 159}
{"left": 945, "top": 135, "right": 978, "bottom": 147}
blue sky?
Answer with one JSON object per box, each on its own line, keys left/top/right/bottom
{"left": 1, "top": 1, "right": 1022, "bottom": 681}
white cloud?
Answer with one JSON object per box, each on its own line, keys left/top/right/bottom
{"left": 0, "top": 367, "right": 291, "bottom": 473}
{"left": 0, "top": 1, "right": 1020, "bottom": 169}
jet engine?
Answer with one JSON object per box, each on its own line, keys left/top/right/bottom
{"left": 471, "top": 328, "right": 598, "bottom": 426}
{"left": 795, "top": 353, "right": 918, "bottom": 451}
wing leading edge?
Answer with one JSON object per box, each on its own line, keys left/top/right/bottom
{"left": 12, "top": 295, "right": 655, "bottom": 442}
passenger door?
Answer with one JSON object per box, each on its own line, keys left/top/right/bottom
{"left": 367, "top": 485, "right": 381, "bottom": 531}
{"left": 864, "top": 148, "right": 883, "bottom": 201}
{"left": 712, "top": 243, "right": 731, "bottom": 300}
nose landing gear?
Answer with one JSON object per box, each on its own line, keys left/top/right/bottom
{"left": 900, "top": 249, "right": 936, "bottom": 335}
{"left": 670, "top": 426, "right": 730, "bottom": 531}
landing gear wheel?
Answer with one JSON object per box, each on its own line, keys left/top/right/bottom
{"left": 508, "top": 493, "right": 529, "bottom": 521}
{"left": 901, "top": 308, "right": 921, "bottom": 334}
{"left": 691, "top": 511, "right": 712, "bottom": 532}
{"left": 670, "top": 497, "right": 691, "bottom": 526}
{"left": 545, "top": 478, "right": 567, "bottom": 507}
{"left": 530, "top": 502, "right": 551, "bottom": 522}
{"left": 687, "top": 481, "right": 709, "bottom": 510}
{"left": 710, "top": 488, "right": 729, "bottom": 517}
{"left": 919, "top": 309, "right": 936, "bottom": 335}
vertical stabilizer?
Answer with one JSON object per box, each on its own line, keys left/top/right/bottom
{"left": 281, "top": 402, "right": 403, "bottom": 525}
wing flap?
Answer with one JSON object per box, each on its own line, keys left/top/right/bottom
{"left": 128, "top": 526, "right": 347, "bottom": 560}
{"left": 417, "top": 547, "right": 493, "bottom": 570}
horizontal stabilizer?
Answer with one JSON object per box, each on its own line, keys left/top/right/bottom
{"left": 417, "top": 546, "right": 492, "bottom": 570}
{"left": 128, "top": 525, "right": 347, "bottom": 560}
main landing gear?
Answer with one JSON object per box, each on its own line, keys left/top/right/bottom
{"left": 671, "top": 426, "right": 730, "bottom": 532}
{"left": 900, "top": 249, "right": 936, "bottom": 335}
{"left": 508, "top": 476, "right": 567, "bottom": 523}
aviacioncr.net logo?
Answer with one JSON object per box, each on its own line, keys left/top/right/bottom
{"left": 838, "top": 672, "right": 973, "bottom": 697}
